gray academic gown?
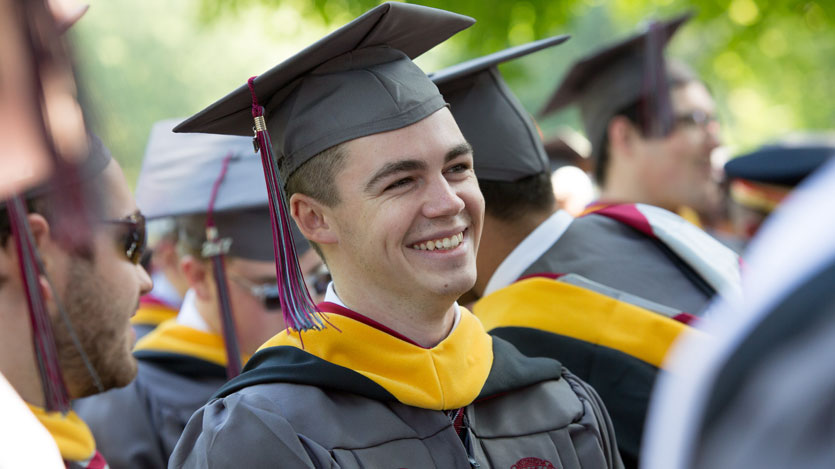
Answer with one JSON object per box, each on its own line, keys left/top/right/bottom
{"left": 75, "top": 355, "right": 227, "bottom": 468}
{"left": 169, "top": 338, "right": 623, "bottom": 469}
{"left": 522, "top": 213, "right": 714, "bottom": 315}
{"left": 486, "top": 210, "right": 720, "bottom": 468}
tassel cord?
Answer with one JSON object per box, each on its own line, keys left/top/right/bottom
{"left": 204, "top": 153, "right": 244, "bottom": 379}
{"left": 7, "top": 196, "right": 70, "bottom": 412}
{"left": 211, "top": 255, "right": 242, "bottom": 378}
{"left": 247, "top": 76, "right": 333, "bottom": 333}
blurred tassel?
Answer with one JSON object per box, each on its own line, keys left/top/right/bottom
{"left": 641, "top": 20, "right": 674, "bottom": 138}
{"left": 21, "top": 0, "right": 94, "bottom": 257}
{"left": 7, "top": 195, "right": 70, "bottom": 413}
{"left": 247, "top": 77, "right": 328, "bottom": 333}
{"left": 203, "top": 153, "right": 242, "bottom": 379}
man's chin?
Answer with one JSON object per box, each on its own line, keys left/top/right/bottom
{"left": 424, "top": 272, "right": 477, "bottom": 300}
{"left": 88, "top": 354, "right": 138, "bottom": 396}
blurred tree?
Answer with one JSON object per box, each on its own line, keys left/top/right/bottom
{"left": 72, "top": 0, "right": 834, "bottom": 185}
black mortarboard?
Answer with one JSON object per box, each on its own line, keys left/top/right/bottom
{"left": 173, "top": 2, "right": 472, "bottom": 332}
{"left": 539, "top": 13, "right": 693, "bottom": 162}
{"left": 174, "top": 2, "right": 474, "bottom": 181}
{"left": 725, "top": 140, "right": 835, "bottom": 187}
{"left": 430, "top": 35, "right": 569, "bottom": 182}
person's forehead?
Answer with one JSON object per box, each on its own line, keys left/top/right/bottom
{"left": 99, "top": 159, "right": 138, "bottom": 218}
{"left": 672, "top": 81, "right": 715, "bottom": 112}
{"left": 342, "top": 108, "right": 466, "bottom": 163}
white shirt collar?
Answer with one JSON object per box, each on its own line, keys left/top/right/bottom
{"left": 150, "top": 271, "right": 183, "bottom": 309}
{"left": 175, "top": 289, "right": 212, "bottom": 332}
{"left": 324, "top": 281, "right": 461, "bottom": 333}
{"left": 483, "top": 209, "right": 574, "bottom": 296}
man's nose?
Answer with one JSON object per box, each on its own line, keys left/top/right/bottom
{"left": 422, "top": 177, "right": 465, "bottom": 218}
{"left": 137, "top": 263, "right": 153, "bottom": 296}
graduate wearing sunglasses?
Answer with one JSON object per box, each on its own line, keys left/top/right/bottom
{"left": 0, "top": 133, "right": 153, "bottom": 469}
{"left": 75, "top": 119, "right": 326, "bottom": 468}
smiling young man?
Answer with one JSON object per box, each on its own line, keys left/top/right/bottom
{"left": 74, "top": 121, "right": 325, "bottom": 467}
{"left": 0, "top": 135, "right": 153, "bottom": 468}
{"left": 168, "top": 3, "right": 622, "bottom": 468}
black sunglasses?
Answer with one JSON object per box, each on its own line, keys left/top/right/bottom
{"left": 101, "top": 211, "right": 147, "bottom": 265}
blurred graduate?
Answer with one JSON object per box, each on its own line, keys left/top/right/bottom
{"left": 0, "top": 1, "right": 153, "bottom": 467}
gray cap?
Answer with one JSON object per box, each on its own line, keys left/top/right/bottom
{"left": 173, "top": 2, "right": 474, "bottom": 184}
{"left": 540, "top": 13, "right": 693, "bottom": 162}
{"left": 136, "top": 118, "right": 309, "bottom": 260}
{"left": 430, "top": 35, "right": 570, "bottom": 182}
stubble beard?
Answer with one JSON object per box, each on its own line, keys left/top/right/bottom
{"left": 51, "top": 259, "right": 138, "bottom": 398}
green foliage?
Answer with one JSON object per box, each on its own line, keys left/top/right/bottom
{"left": 194, "top": 0, "right": 835, "bottom": 151}
{"left": 73, "top": 0, "right": 834, "bottom": 187}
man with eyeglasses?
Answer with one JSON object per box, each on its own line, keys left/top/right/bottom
{"left": 74, "top": 120, "right": 327, "bottom": 468}
{"left": 541, "top": 13, "right": 721, "bottom": 219}
{"left": 0, "top": 133, "right": 153, "bottom": 468}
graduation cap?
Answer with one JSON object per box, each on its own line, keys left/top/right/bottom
{"left": 725, "top": 138, "right": 835, "bottom": 213}
{"left": 430, "top": 35, "right": 570, "bottom": 182}
{"left": 136, "top": 118, "right": 311, "bottom": 262}
{"left": 174, "top": 3, "right": 474, "bottom": 333}
{"left": 539, "top": 13, "right": 694, "bottom": 164}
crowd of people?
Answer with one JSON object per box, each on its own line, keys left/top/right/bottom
{"left": 1, "top": 1, "right": 833, "bottom": 468}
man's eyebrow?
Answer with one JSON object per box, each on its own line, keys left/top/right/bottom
{"left": 364, "top": 159, "right": 427, "bottom": 193}
{"left": 445, "top": 142, "right": 473, "bottom": 163}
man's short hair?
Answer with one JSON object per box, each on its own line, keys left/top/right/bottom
{"left": 284, "top": 144, "right": 347, "bottom": 259}
{"left": 479, "top": 172, "right": 555, "bottom": 222}
{"left": 175, "top": 214, "right": 208, "bottom": 260}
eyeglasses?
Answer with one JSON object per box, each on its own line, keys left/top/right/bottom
{"left": 101, "top": 211, "right": 147, "bottom": 265}
{"left": 306, "top": 264, "right": 331, "bottom": 297}
{"left": 229, "top": 274, "right": 282, "bottom": 311}
{"left": 674, "top": 110, "right": 718, "bottom": 128}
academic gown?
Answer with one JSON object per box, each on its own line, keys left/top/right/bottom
{"left": 169, "top": 303, "right": 624, "bottom": 469}
{"left": 474, "top": 204, "right": 739, "bottom": 469}
{"left": 75, "top": 320, "right": 237, "bottom": 468}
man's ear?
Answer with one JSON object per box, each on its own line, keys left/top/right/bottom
{"left": 607, "top": 115, "right": 640, "bottom": 162}
{"left": 180, "top": 255, "right": 211, "bottom": 301}
{"left": 290, "top": 193, "right": 338, "bottom": 245}
{"left": 26, "top": 214, "right": 58, "bottom": 304}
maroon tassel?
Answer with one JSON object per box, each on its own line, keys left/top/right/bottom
{"left": 203, "top": 153, "right": 242, "bottom": 378}
{"left": 7, "top": 195, "right": 70, "bottom": 412}
{"left": 246, "top": 77, "right": 332, "bottom": 334}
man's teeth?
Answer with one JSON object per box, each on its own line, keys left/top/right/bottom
{"left": 412, "top": 232, "right": 464, "bottom": 251}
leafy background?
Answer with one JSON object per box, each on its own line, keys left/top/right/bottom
{"left": 71, "top": 0, "right": 834, "bottom": 187}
